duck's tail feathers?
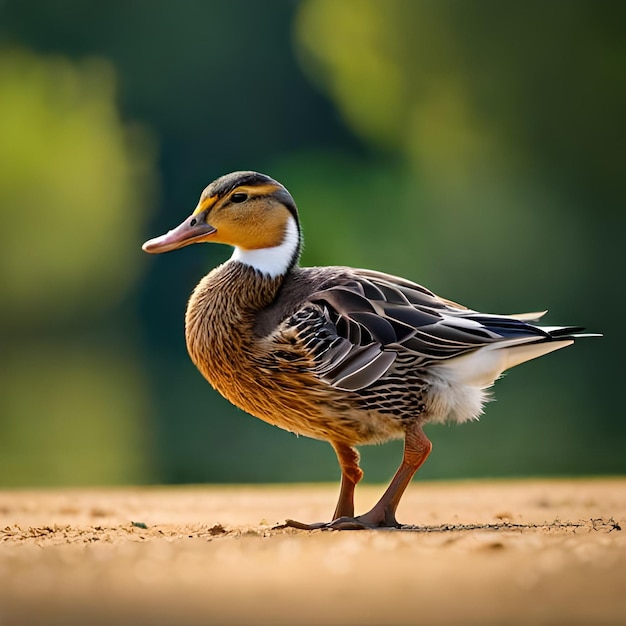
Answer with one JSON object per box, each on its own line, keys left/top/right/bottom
{"left": 433, "top": 326, "right": 600, "bottom": 389}
{"left": 500, "top": 337, "right": 573, "bottom": 372}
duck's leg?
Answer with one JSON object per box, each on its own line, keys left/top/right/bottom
{"left": 329, "top": 422, "right": 432, "bottom": 529}
{"left": 330, "top": 441, "right": 364, "bottom": 519}
{"left": 284, "top": 424, "right": 431, "bottom": 530}
{"left": 283, "top": 441, "right": 363, "bottom": 529}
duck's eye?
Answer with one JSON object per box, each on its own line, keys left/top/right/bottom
{"left": 230, "top": 192, "right": 248, "bottom": 204}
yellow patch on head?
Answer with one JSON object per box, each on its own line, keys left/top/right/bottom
{"left": 193, "top": 194, "right": 218, "bottom": 216}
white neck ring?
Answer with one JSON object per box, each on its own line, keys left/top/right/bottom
{"left": 229, "top": 215, "right": 300, "bottom": 278}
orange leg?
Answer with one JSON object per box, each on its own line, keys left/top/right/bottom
{"left": 331, "top": 441, "right": 364, "bottom": 519}
{"left": 285, "top": 423, "right": 431, "bottom": 530}
{"left": 348, "top": 422, "right": 431, "bottom": 528}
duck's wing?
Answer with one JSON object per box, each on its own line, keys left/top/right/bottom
{"left": 285, "top": 268, "right": 587, "bottom": 392}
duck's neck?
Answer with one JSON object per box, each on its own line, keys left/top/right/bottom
{"left": 185, "top": 214, "right": 301, "bottom": 384}
{"left": 229, "top": 214, "right": 301, "bottom": 279}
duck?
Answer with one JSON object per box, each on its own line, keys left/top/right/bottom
{"left": 142, "top": 170, "right": 597, "bottom": 529}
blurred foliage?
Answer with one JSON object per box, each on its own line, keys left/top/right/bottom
{"left": 0, "top": 50, "right": 153, "bottom": 322}
{"left": 0, "top": 0, "right": 623, "bottom": 487}
{"left": 0, "top": 48, "right": 155, "bottom": 485}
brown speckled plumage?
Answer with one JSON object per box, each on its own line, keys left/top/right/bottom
{"left": 186, "top": 263, "right": 420, "bottom": 445}
{"left": 185, "top": 263, "right": 347, "bottom": 442}
{"left": 143, "top": 170, "right": 597, "bottom": 529}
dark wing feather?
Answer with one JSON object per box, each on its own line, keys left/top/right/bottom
{"left": 278, "top": 268, "right": 565, "bottom": 392}
{"left": 327, "top": 344, "right": 397, "bottom": 390}
{"left": 349, "top": 312, "right": 397, "bottom": 345}
{"left": 383, "top": 304, "right": 441, "bottom": 328}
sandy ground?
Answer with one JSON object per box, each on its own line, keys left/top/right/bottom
{"left": 1, "top": 479, "right": 625, "bottom": 625}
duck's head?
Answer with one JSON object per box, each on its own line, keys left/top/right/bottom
{"left": 142, "top": 171, "right": 302, "bottom": 277}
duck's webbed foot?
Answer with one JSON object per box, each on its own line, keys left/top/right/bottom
{"left": 283, "top": 512, "right": 400, "bottom": 531}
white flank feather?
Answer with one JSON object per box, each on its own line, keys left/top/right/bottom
{"left": 426, "top": 337, "right": 574, "bottom": 423}
{"left": 230, "top": 215, "right": 300, "bottom": 278}
{"left": 425, "top": 373, "right": 489, "bottom": 424}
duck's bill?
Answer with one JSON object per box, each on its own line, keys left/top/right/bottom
{"left": 142, "top": 216, "right": 217, "bottom": 254}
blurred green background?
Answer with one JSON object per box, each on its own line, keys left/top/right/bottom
{"left": 1, "top": 0, "right": 623, "bottom": 487}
